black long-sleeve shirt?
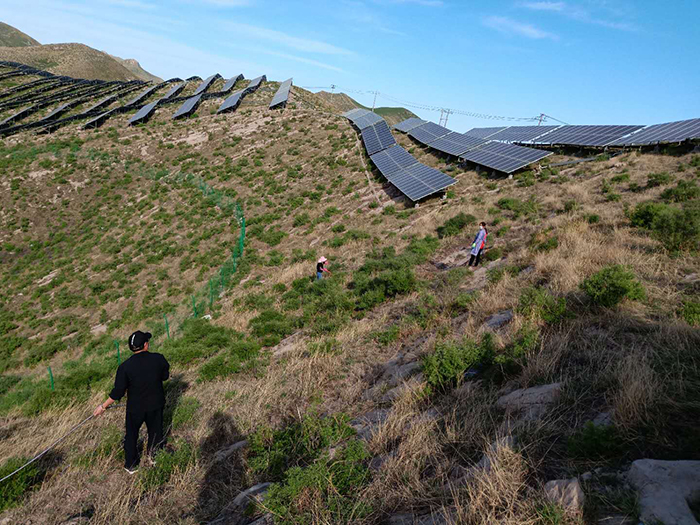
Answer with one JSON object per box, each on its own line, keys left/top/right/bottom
{"left": 109, "top": 352, "right": 170, "bottom": 413}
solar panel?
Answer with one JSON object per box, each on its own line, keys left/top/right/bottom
{"left": 84, "top": 108, "right": 116, "bottom": 129}
{"left": 40, "top": 100, "right": 80, "bottom": 122}
{"left": 408, "top": 121, "right": 451, "bottom": 145}
{"left": 173, "top": 94, "right": 202, "bottom": 119}
{"left": 532, "top": 125, "right": 644, "bottom": 147}
{"left": 129, "top": 100, "right": 159, "bottom": 125}
{"left": 370, "top": 145, "right": 419, "bottom": 178}
{"left": 193, "top": 74, "right": 221, "bottom": 96}
{"left": 0, "top": 105, "right": 34, "bottom": 127}
{"left": 217, "top": 90, "right": 244, "bottom": 114}
{"left": 389, "top": 170, "right": 436, "bottom": 201}
{"left": 161, "top": 82, "right": 185, "bottom": 101}
{"left": 464, "top": 126, "right": 508, "bottom": 139}
{"left": 404, "top": 163, "right": 457, "bottom": 191}
{"left": 460, "top": 141, "right": 552, "bottom": 173}
{"left": 126, "top": 85, "right": 158, "bottom": 106}
{"left": 609, "top": 118, "right": 700, "bottom": 146}
{"left": 269, "top": 78, "right": 293, "bottom": 109}
{"left": 221, "top": 74, "right": 244, "bottom": 93}
{"left": 361, "top": 120, "right": 396, "bottom": 155}
{"left": 80, "top": 94, "right": 117, "bottom": 115}
{"left": 343, "top": 108, "right": 365, "bottom": 121}
{"left": 467, "top": 125, "right": 560, "bottom": 143}
{"left": 353, "top": 112, "right": 385, "bottom": 130}
{"left": 393, "top": 117, "right": 427, "bottom": 133}
{"left": 429, "top": 132, "right": 488, "bottom": 156}
{"left": 244, "top": 75, "right": 266, "bottom": 95}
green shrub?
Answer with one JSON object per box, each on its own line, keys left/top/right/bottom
{"left": 249, "top": 310, "right": 296, "bottom": 346}
{"left": 580, "top": 265, "right": 646, "bottom": 308}
{"left": 661, "top": 180, "right": 700, "bottom": 203}
{"left": 647, "top": 171, "right": 673, "bottom": 187}
{"left": 370, "top": 326, "right": 400, "bottom": 346}
{"left": 264, "top": 440, "right": 372, "bottom": 524}
{"left": 611, "top": 173, "right": 630, "bottom": 183}
{"left": 587, "top": 214, "right": 600, "bottom": 224}
{"left": 630, "top": 201, "right": 700, "bottom": 252}
{"left": 248, "top": 414, "right": 354, "bottom": 481}
{"left": 0, "top": 456, "right": 43, "bottom": 511}
{"left": 534, "top": 236, "right": 559, "bottom": 253}
{"left": 197, "top": 338, "right": 260, "bottom": 382}
{"left": 422, "top": 335, "right": 495, "bottom": 390}
{"left": 170, "top": 397, "right": 201, "bottom": 430}
{"left": 681, "top": 300, "right": 700, "bottom": 326}
{"left": 567, "top": 422, "right": 623, "bottom": 459}
{"left": 436, "top": 213, "right": 476, "bottom": 238}
{"left": 563, "top": 200, "right": 580, "bottom": 213}
{"left": 483, "top": 247, "right": 503, "bottom": 262}
{"left": 518, "top": 287, "right": 568, "bottom": 324}
{"left": 496, "top": 197, "right": 539, "bottom": 219}
{"left": 139, "top": 441, "right": 195, "bottom": 490}
{"left": 161, "top": 318, "right": 243, "bottom": 365}
{"left": 451, "top": 291, "right": 479, "bottom": 314}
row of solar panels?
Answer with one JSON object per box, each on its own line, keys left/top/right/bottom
{"left": 394, "top": 117, "right": 552, "bottom": 174}
{"left": 344, "top": 108, "right": 457, "bottom": 201}
{"left": 0, "top": 63, "right": 276, "bottom": 135}
{"left": 269, "top": 78, "right": 293, "bottom": 110}
{"left": 464, "top": 117, "right": 700, "bottom": 148}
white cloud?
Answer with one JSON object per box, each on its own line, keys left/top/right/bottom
{"left": 340, "top": 1, "right": 407, "bottom": 36}
{"left": 519, "top": 1, "right": 638, "bottom": 31}
{"left": 244, "top": 47, "right": 347, "bottom": 73}
{"left": 103, "top": 0, "right": 156, "bottom": 9}
{"left": 223, "top": 22, "right": 356, "bottom": 55}
{"left": 482, "top": 16, "right": 558, "bottom": 40}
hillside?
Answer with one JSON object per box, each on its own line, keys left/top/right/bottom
{"left": 107, "top": 53, "right": 163, "bottom": 83}
{"left": 0, "top": 43, "right": 142, "bottom": 81}
{"left": 0, "top": 22, "right": 40, "bottom": 47}
{"left": 316, "top": 90, "right": 417, "bottom": 127}
{"left": 1, "top": 66, "right": 700, "bottom": 524}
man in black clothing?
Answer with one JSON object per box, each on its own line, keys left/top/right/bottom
{"left": 94, "top": 330, "right": 170, "bottom": 474}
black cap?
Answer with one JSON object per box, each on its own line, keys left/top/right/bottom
{"left": 128, "top": 330, "right": 152, "bottom": 351}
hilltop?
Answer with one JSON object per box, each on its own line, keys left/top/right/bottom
{"left": 107, "top": 53, "right": 163, "bottom": 83}
{"left": 0, "top": 62, "right": 699, "bottom": 525}
{"left": 0, "top": 41, "right": 147, "bottom": 81}
{"left": 316, "top": 90, "right": 417, "bottom": 127}
{"left": 0, "top": 22, "right": 40, "bottom": 47}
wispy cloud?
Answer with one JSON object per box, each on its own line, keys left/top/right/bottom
{"left": 223, "top": 22, "right": 355, "bottom": 55}
{"left": 384, "top": 0, "right": 444, "bottom": 6}
{"left": 243, "top": 47, "right": 347, "bottom": 73}
{"left": 519, "top": 1, "right": 638, "bottom": 31}
{"left": 103, "top": 0, "right": 155, "bottom": 9}
{"left": 341, "top": 1, "right": 407, "bottom": 36}
{"left": 482, "top": 15, "right": 558, "bottom": 40}
{"left": 187, "top": 0, "right": 252, "bottom": 6}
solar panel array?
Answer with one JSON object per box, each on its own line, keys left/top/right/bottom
{"left": 217, "top": 90, "right": 244, "bottom": 114}
{"left": 269, "top": 78, "right": 293, "bottom": 109}
{"left": 173, "top": 94, "right": 202, "bottom": 119}
{"left": 395, "top": 117, "right": 552, "bottom": 174}
{"left": 342, "top": 111, "right": 456, "bottom": 201}
{"left": 460, "top": 142, "right": 552, "bottom": 173}
{"left": 126, "top": 85, "right": 158, "bottom": 106}
{"left": 531, "top": 124, "right": 644, "bottom": 147}
{"left": 361, "top": 120, "right": 396, "bottom": 156}
{"left": 608, "top": 118, "right": 700, "bottom": 146}
{"left": 161, "top": 82, "right": 185, "bottom": 101}
{"left": 392, "top": 117, "right": 427, "bottom": 133}
{"left": 0, "top": 105, "right": 33, "bottom": 127}
{"left": 245, "top": 75, "right": 266, "bottom": 95}
{"left": 192, "top": 74, "right": 221, "bottom": 96}
{"left": 221, "top": 74, "right": 244, "bottom": 93}
{"left": 129, "top": 100, "right": 159, "bottom": 125}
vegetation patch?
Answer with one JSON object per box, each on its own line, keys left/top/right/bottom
{"left": 580, "top": 265, "right": 646, "bottom": 308}
{"left": 0, "top": 456, "right": 43, "bottom": 511}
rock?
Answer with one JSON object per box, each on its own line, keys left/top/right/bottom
{"left": 628, "top": 459, "right": 700, "bottom": 525}
{"left": 248, "top": 515, "right": 273, "bottom": 525}
{"left": 350, "top": 409, "right": 389, "bottom": 441}
{"left": 592, "top": 411, "right": 613, "bottom": 427}
{"left": 380, "top": 374, "right": 424, "bottom": 404}
{"left": 497, "top": 382, "right": 562, "bottom": 422}
{"left": 484, "top": 310, "right": 514, "bottom": 330}
{"left": 213, "top": 439, "right": 248, "bottom": 463}
{"left": 580, "top": 471, "right": 593, "bottom": 482}
{"left": 544, "top": 478, "right": 585, "bottom": 513}
{"left": 209, "top": 482, "right": 271, "bottom": 525}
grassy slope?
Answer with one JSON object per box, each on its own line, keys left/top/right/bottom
{"left": 0, "top": 43, "right": 140, "bottom": 81}
{"left": 315, "top": 90, "right": 417, "bottom": 127}
{"left": 1, "top": 72, "right": 700, "bottom": 523}
{"left": 0, "top": 22, "right": 40, "bottom": 47}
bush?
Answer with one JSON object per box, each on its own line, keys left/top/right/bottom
{"left": 496, "top": 197, "right": 539, "bottom": 219}
{"left": 139, "top": 441, "right": 195, "bottom": 490}
{"left": 567, "top": 422, "right": 624, "bottom": 459}
{"left": 197, "top": 339, "right": 261, "bottom": 382}
{"left": 518, "top": 287, "right": 568, "bottom": 324}
{"left": 533, "top": 236, "right": 559, "bottom": 253}
{"left": 161, "top": 318, "right": 243, "bottom": 365}
{"left": 580, "top": 265, "right": 646, "bottom": 308}
{"left": 264, "top": 440, "right": 372, "bottom": 523}
{"left": 436, "top": 213, "right": 475, "bottom": 238}
{"left": 422, "top": 334, "right": 495, "bottom": 390}
{"left": 0, "top": 456, "right": 43, "bottom": 511}
{"left": 483, "top": 247, "right": 503, "bottom": 262}
{"left": 647, "top": 171, "right": 673, "bottom": 187}
{"left": 248, "top": 413, "right": 354, "bottom": 481}
{"left": 629, "top": 201, "right": 700, "bottom": 252}
{"left": 170, "top": 397, "right": 201, "bottom": 430}
{"left": 661, "top": 180, "right": 700, "bottom": 203}
{"left": 681, "top": 300, "right": 700, "bottom": 326}
{"left": 249, "top": 310, "right": 296, "bottom": 346}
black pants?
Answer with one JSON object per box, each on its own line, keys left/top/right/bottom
{"left": 124, "top": 407, "right": 164, "bottom": 469}
{"left": 468, "top": 249, "right": 483, "bottom": 267}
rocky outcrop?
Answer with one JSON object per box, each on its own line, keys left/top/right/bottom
{"left": 544, "top": 478, "right": 585, "bottom": 513}
{"left": 209, "top": 483, "right": 271, "bottom": 525}
{"left": 497, "top": 382, "right": 562, "bottom": 422}
{"left": 628, "top": 459, "right": 700, "bottom": 525}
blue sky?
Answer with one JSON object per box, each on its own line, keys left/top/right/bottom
{"left": 1, "top": 0, "right": 698, "bottom": 132}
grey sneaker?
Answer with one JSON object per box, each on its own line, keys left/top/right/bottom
{"left": 124, "top": 467, "right": 138, "bottom": 475}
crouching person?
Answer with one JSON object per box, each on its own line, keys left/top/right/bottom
{"left": 94, "top": 330, "right": 170, "bottom": 474}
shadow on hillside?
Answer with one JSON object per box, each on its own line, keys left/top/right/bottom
{"left": 163, "top": 374, "right": 188, "bottom": 439}
{"left": 195, "top": 411, "right": 249, "bottom": 523}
